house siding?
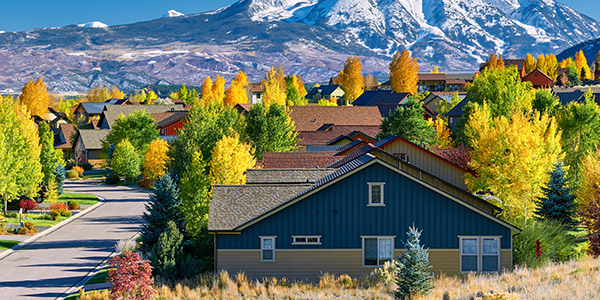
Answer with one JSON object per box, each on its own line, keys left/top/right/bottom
{"left": 161, "top": 119, "right": 183, "bottom": 136}
{"left": 217, "top": 163, "right": 513, "bottom": 252}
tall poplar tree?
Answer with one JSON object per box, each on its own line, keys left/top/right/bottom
{"left": 389, "top": 50, "right": 419, "bottom": 94}
{"left": 38, "top": 121, "right": 62, "bottom": 186}
{"left": 338, "top": 56, "right": 365, "bottom": 105}
{"left": 262, "top": 66, "right": 287, "bottom": 107}
{"left": 224, "top": 71, "right": 249, "bottom": 106}
{"left": 20, "top": 78, "right": 51, "bottom": 117}
{"left": 525, "top": 53, "right": 537, "bottom": 74}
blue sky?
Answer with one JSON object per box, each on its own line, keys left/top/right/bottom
{"left": 0, "top": 0, "right": 597, "bottom": 32}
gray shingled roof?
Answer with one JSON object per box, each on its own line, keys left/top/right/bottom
{"left": 78, "top": 129, "right": 110, "bottom": 150}
{"left": 245, "top": 169, "right": 336, "bottom": 184}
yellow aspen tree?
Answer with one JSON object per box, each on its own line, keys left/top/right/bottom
{"left": 209, "top": 133, "right": 256, "bottom": 185}
{"left": 428, "top": 118, "right": 453, "bottom": 149}
{"left": 294, "top": 75, "right": 307, "bottom": 98}
{"left": 559, "top": 57, "right": 573, "bottom": 69}
{"left": 545, "top": 54, "right": 559, "bottom": 81}
{"left": 262, "top": 66, "right": 287, "bottom": 107}
{"left": 465, "top": 102, "right": 563, "bottom": 224}
{"left": 225, "top": 71, "right": 249, "bottom": 106}
{"left": 338, "top": 56, "right": 365, "bottom": 104}
{"left": 536, "top": 54, "right": 547, "bottom": 73}
{"left": 432, "top": 66, "right": 439, "bottom": 74}
{"left": 389, "top": 50, "right": 419, "bottom": 94}
{"left": 109, "top": 85, "right": 125, "bottom": 99}
{"left": 142, "top": 138, "right": 172, "bottom": 181}
{"left": 212, "top": 75, "right": 226, "bottom": 106}
{"left": 201, "top": 76, "right": 214, "bottom": 106}
{"left": 525, "top": 53, "right": 537, "bottom": 74}
{"left": 485, "top": 54, "right": 505, "bottom": 71}
{"left": 578, "top": 149, "right": 600, "bottom": 227}
{"left": 20, "top": 78, "right": 50, "bottom": 117}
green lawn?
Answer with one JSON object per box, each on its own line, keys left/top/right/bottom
{"left": 59, "top": 192, "right": 99, "bottom": 206}
{"left": 81, "top": 170, "right": 112, "bottom": 180}
{"left": 3, "top": 214, "right": 67, "bottom": 227}
{"left": 86, "top": 268, "right": 112, "bottom": 285}
{"left": 0, "top": 240, "right": 20, "bottom": 250}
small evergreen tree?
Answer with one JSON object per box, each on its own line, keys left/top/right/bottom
{"left": 140, "top": 174, "right": 184, "bottom": 255}
{"left": 394, "top": 226, "right": 434, "bottom": 300}
{"left": 55, "top": 164, "right": 66, "bottom": 196}
{"left": 150, "top": 220, "right": 183, "bottom": 280}
{"left": 534, "top": 162, "right": 578, "bottom": 228}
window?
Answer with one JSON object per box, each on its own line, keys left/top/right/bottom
{"left": 460, "top": 237, "right": 500, "bottom": 273}
{"left": 363, "top": 237, "right": 394, "bottom": 266}
{"left": 260, "top": 237, "right": 275, "bottom": 261}
{"left": 368, "top": 183, "right": 385, "bottom": 206}
{"left": 292, "top": 236, "right": 321, "bottom": 245}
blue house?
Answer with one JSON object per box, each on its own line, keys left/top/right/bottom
{"left": 209, "top": 153, "right": 519, "bottom": 281}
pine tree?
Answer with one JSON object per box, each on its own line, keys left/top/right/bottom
{"left": 394, "top": 226, "right": 434, "bottom": 300}
{"left": 55, "top": 164, "right": 66, "bottom": 196}
{"left": 534, "top": 162, "right": 577, "bottom": 228}
{"left": 389, "top": 50, "right": 419, "bottom": 94}
{"left": 140, "top": 174, "right": 185, "bottom": 255}
{"left": 150, "top": 220, "right": 184, "bottom": 280}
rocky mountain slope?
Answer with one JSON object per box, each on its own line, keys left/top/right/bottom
{"left": 0, "top": 0, "right": 598, "bottom": 93}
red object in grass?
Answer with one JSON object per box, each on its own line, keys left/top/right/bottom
{"left": 19, "top": 199, "right": 37, "bottom": 212}
{"left": 108, "top": 251, "right": 156, "bottom": 300}
{"left": 536, "top": 239, "right": 541, "bottom": 261}
{"left": 49, "top": 202, "right": 68, "bottom": 211}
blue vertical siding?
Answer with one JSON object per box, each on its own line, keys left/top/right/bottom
{"left": 218, "top": 162, "right": 513, "bottom": 250}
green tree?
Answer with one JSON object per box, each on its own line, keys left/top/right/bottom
{"left": 566, "top": 62, "right": 581, "bottom": 86}
{"left": 168, "top": 104, "right": 244, "bottom": 177}
{"left": 436, "top": 92, "right": 462, "bottom": 122}
{"left": 394, "top": 226, "right": 434, "bottom": 300}
{"left": 179, "top": 151, "right": 211, "bottom": 238}
{"left": 55, "top": 164, "right": 66, "bottom": 196}
{"left": 557, "top": 90, "right": 600, "bottom": 185}
{"left": 532, "top": 89, "right": 560, "bottom": 117}
{"left": 140, "top": 174, "right": 185, "bottom": 255}
{"left": 111, "top": 139, "right": 141, "bottom": 183}
{"left": 0, "top": 96, "right": 43, "bottom": 213}
{"left": 102, "top": 110, "right": 159, "bottom": 155}
{"left": 377, "top": 98, "right": 438, "bottom": 149}
{"left": 534, "top": 162, "right": 578, "bottom": 229}
{"left": 150, "top": 220, "right": 184, "bottom": 280}
{"left": 38, "top": 121, "right": 62, "bottom": 186}
{"left": 245, "top": 103, "right": 298, "bottom": 160}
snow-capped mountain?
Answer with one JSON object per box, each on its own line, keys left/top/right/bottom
{"left": 77, "top": 21, "right": 108, "bottom": 28}
{"left": 163, "top": 10, "right": 185, "bottom": 18}
{"left": 0, "top": 0, "right": 598, "bottom": 93}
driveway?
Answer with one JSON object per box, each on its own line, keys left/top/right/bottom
{"left": 0, "top": 180, "right": 150, "bottom": 299}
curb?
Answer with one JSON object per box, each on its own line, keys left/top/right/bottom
{"left": 0, "top": 195, "right": 106, "bottom": 262}
{"left": 57, "top": 233, "right": 141, "bottom": 300}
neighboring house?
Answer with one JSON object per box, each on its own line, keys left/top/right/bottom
{"left": 73, "top": 102, "right": 107, "bottom": 124}
{"left": 297, "top": 126, "right": 381, "bottom": 146}
{"left": 380, "top": 74, "right": 465, "bottom": 93}
{"left": 46, "top": 108, "right": 69, "bottom": 129}
{"left": 305, "top": 85, "right": 345, "bottom": 104}
{"left": 104, "top": 98, "right": 131, "bottom": 105}
{"left": 154, "top": 110, "right": 188, "bottom": 137}
{"left": 554, "top": 89, "right": 600, "bottom": 106}
{"left": 353, "top": 90, "right": 435, "bottom": 119}
{"left": 374, "top": 136, "right": 472, "bottom": 190}
{"left": 73, "top": 129, "right": 110, "bottom": 166}
{"left": 97, "top": 104, "right": 184, "bottom": 129}
{"left": 54, "top": 123, "right": 76, "bottom": 160}
{"left": 247, "top": 83, "right": 265, "bottom": 104}
{"left": 522, "top": 69, "right": 554, "bottom": 89}
{"left": 479, "top": 59, "right": 526, "bottom": 77}
{"left": 209, "top": 153, "right": 519, "bottom": 281}
{"left": 445, "top": 98, "right": 469, "bottom": 129}
{"left": 327, "top": 131, "right": 377, "bottom": 146}
{"left": 423, "top": 92, "right": 467, "bottom": 116}
{"left": 260, "top": 152, "right": 341, "bottom": 169}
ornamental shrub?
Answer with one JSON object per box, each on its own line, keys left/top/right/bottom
{"left": 67, "top": 200, "right": 81, "bottom": 210}
{"left": 49, "top": 202, "right": 68, "bottom": 211}
{"left": 67, "top": 169, "right": 79, "bottom": 179}
{"left": 50, "top": 210, "right": 60, "bottom": 221}
{"left": 72, "top": 166, "right": 84, "bottom": 177}
{"left": 19, "top": 199, "right": 37, "bottom": 212}
{"left": 61, "top": 210, "right": 72, "bottom": 218}
{"left": 150, "top": 220, "right": 183, "bottom": 280}
{"left": 108, "top": 251, "right": 156, "bottom": 300}
{"left": 80, "top": 162, "right": 94, "bottom": 171}
{"left": 24, "top": 221, "right": 36, "bottom": 233}
{"left": 105, "top": 173, "right": 121, "bottom": 185}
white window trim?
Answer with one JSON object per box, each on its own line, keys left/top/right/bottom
{"left": 260, "top": 236, "right": 276, "bottom": 262}
{"left": 367, "top": 182, "right": 385, "bottom": 206}
{"left": 361, "top": 236, "right": 395, "bottom": 267}
{"left": 292, "top": 235, "right": 322, "bottom": 245}
{"left": 459, "top": 236, "right": 501, "bottom": 273}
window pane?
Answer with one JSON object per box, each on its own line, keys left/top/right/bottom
{"left": 379, "top": 238, "right": 393, "bottom": 264}
{"left": 462, "top": 239, "right": 478, "bottom": 255}
{"left": 483, "top": 239, "right": 499, "bottom": 255}
{"left": 364, "top": 238, "right": 378, "bottom": 265}
{"left": 461, "top": 256, "right": 478, "bottom": 272}
{"left": 307, "top": 237, "right": 318, "bottom": 243}
{"left": 482, "top": 256, "right": 499, "bottom": 272}
{"left": 263, "top": 238, "right": 273, "bottom": 249}
{"left": 262, "top": 249, "right": 273, "bottom": 261}
{"left": 295, "top": 237, "right": 306, "bottom": 243}
{"left": 371, "top": 185, "right": 382, "bottom": 204}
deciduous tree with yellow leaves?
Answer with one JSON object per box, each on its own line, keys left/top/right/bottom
{"left": 465, "top": 102, "right": 563, "bottom": 224}
{"left": 225, "top": 71, "right": 249, "bottom": 106}
{"left": 389, "top": 50, "right": 419, "bottom": 94}
{"left": 201, "top": 77, "right": 215, "bottom": 106}
{"left": 209, "top": 133, "right": 256, "bottom": 185}
{"left": 338, "top": 56, "right": 364, "bottom": 105}
{"left": 525, "top": 53, "right": 537, "bottom": 74}
{"left": 19, "top": 78, "right": 51, "bottom": 117}
{"left": 429, "top": 118, "right": 453, "bottom": 149}
{"left": 536, "top": 54, "right": 547, "bottom": 74}
{"left": 578, "top": 149, "right": 600, "bottom": 246}
{"left": 575, "top": 50, "right": 592, "bottom": 80}
{"left": 545, "top": 54, "right": 559, "bottom": 81}
{"left": 143, "top": 138, "right": 171, "bottom": 181}
{"left": 213, "top": 75, "right": 226, "bottom": 105}
{"left": 262, "top": 66, "right": 287, "bottom": 107}
{"left": 485, "top": 54, "right": 505, "bottom": 71}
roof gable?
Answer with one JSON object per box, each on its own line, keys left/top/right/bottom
{"left": 305, "top": 85, "right": 341, "bottom": 99}
{"left": 353, "top": 91, "right": 411, "bottom": 106}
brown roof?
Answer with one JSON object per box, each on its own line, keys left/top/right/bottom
{"left": 418, "top": 73, "right": 448, "bottom": 81}
{"left": 101, "top": 104, "right": 184, "bottom": 129}
{"left": 445, "top": 78, "right": 466, "bottom": 84}
{"left": 235, "top": 103, "right": 252, "bottom": 114}
{"left": 261, "top": 151, "right": 341, "bottom": 169}
{"left": 329, "top": 76, "right": 339, "bottom": 85}
{"left": 55, "top": 123, "right": 76, "bottom": 149}
{"left": 248, "top": 83, "right": 265, "bottom": 93}
{"left": 297, "top": 125, "right": 381, "bottom": 146}
{"left": 245, "top": 168, "right": 336, "bottom": 184}
{"left": 289, "top": 106, "right": 383, "bottom": 132}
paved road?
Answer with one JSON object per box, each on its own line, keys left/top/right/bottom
{"left": 0, "top": 180, "right": 150, "bottom": 299}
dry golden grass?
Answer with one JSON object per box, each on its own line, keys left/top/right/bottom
{"left": 76, "top": 257, "right": 600, "bottom": 300}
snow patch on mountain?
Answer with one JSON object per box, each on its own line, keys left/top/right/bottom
{"left": 248, "top": 0, "right": 318, "bottom": 22}
{"left": 77, "top": 21, "right": 108, "bottom": 28}
{"left": 163, "top": 10, "right": 185, "bottom": 18}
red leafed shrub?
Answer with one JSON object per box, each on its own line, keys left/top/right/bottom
{"left": 19, "top": 199, "right": 37, "bottom": 212}
{"left": 108, "top": 251, "right": 156, "bottom": 300}
{"left": 49, "top": 202, "right": 68, "bottom": 211}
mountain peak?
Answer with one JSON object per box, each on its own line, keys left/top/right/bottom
{"left": 163, "top": 10, "right": 185, "bottom": 18}
{"left": 77, "top": 21, "right": 108, "bottom": 28}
